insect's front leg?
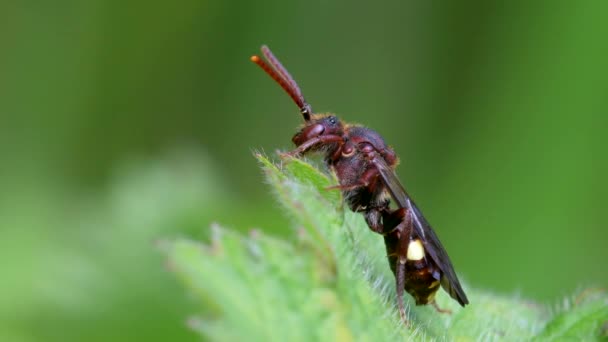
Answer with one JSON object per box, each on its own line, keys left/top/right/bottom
{"left": 281, "top": 134, "right": 344, "bottom": 158}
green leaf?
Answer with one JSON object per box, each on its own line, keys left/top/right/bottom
{"left": 164, "top": 153, "right": 608, "bottom": 340}
{"left": 535, "top": 290, "right": 608, "bottom": 341}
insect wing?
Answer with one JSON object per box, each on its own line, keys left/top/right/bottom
{"left": 371, "top": 155, "right": 469, "bottom": 306}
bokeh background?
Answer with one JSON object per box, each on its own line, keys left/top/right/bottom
{"left": 1, "top": 1, "right": 606, "bottom": 341}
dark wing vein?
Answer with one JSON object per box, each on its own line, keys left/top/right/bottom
{"left": 371, "top": 155, "right": 469, "bottom": 306}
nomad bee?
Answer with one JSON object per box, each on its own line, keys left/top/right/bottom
{"left": 251, "top": 45, "right": 469, "bottom": 323}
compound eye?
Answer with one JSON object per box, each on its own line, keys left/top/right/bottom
{"left": 308, "top": 124, "right": 325, "bottom": 137}
{"left": 328, "top": 116, "right": 337, "bottom": 125}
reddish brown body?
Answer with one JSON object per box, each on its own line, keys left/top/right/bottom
{"left": 331, "top": 126, "right": 397, "bottom": 213}
{"left": 251, "top": 45, "right": 468, "bottom": 324}
{"left": 383, "top": 211, "right": 442, "bottom": 305}
{"left": 290, "top": 116, "right": 399, "bottom": 234}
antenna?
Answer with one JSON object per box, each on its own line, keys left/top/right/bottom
{"left": 250, "top": 45, "right": 312, "bottom": 121}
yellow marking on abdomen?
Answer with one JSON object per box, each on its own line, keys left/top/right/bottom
{"left": 407, "top": 239, "right": 425, "bottom": 261}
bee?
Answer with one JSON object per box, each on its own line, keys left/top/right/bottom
{"left": 251, "top": 45, "right": 468, "bottom": 323}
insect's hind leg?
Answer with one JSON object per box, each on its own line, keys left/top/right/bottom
{"left": 395, "top": 256, "right": 408, "bottom": 325}
{"left": 431, "top": 300, "right": 452, "bottom": 315}
{"left": 391, "top": 208, "right": 414, "bottom": 325}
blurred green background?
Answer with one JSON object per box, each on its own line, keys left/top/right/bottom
{"left": 1, "top": 0, "right": 606, "bottom": 340}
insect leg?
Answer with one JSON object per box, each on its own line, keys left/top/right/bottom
{"left": 393, "top": 208, "right": 413, "bottom": 324}
{"left": 364, "top": 208, "right": 384, "bottom": 234}
{"left": 325, "top": 166, "right": 379, "bottom": 191}
{"left": 431, "top": 300, "right": 452, "bottom": 314}
{"left": 325, "top": 183, "right": 363, "bottom": 191}
{"left": 282, "top": 134, "right": 344, "bottom": 157}
{"left": 396, "top": 252, "right": 407, "bottom": 324}
{"left": 382, "top": 207, "right": 409, "bottom": 233}
{"left": 363, "top": 199, "right": 391, "bottom": 235}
